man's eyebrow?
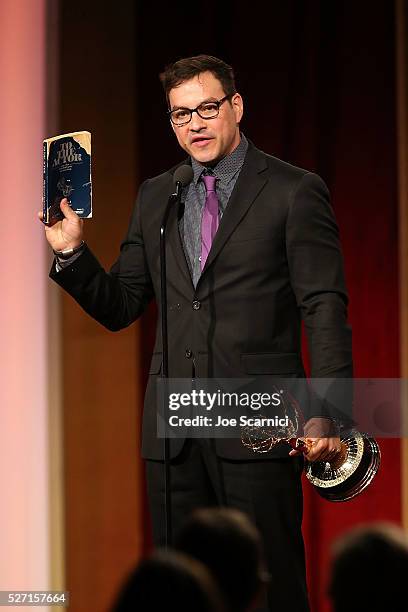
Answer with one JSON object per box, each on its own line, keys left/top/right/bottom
{"left": 170, "top": 104, "right": 190, "bottom": 111}
{"left": 170, "top": 97, "right": 218, "bottom": 111}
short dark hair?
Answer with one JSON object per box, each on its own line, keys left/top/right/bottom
{"left": 112, "top": 549, "right": 226, "bottom": 612}
{"left": 175, "top": 508, "right": 268, "bottom": 612}
{"left": 159, "top": 55, "right": 236, "bottom": 105}
{"left": 329, "top": 523, "right": 408, "bottom": 612}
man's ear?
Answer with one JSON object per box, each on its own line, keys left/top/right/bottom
{"left": 232, "top": 92, "right": 244, "bottom": 124}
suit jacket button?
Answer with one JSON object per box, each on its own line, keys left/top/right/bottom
{"left": 192, "top": 300, "right": 201, "bottom": 310}
{"left": 185, "top": 349, "right": 193, "bottom": 359}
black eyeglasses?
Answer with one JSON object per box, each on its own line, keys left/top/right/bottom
{"left": 168, "top": 94, "right": 232, "bottom": 126}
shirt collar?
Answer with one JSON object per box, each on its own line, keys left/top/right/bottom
{"left": 191, "top": 132, "right": 248, "bottom": 186}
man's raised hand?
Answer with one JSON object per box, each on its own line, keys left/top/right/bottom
{"left": 38, "top": 198, "right": 83, "bottom": 252}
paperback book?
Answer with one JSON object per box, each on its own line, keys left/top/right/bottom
{"left": 43, "top": 130, "right": 92, "bottom": 225}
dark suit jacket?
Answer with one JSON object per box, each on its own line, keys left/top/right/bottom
{"left": 50, "top": 141, "right": 352, "bottom": 460}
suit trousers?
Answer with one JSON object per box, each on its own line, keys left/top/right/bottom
{"left": 146, "top": 439, "right": 310, "bottom": 612}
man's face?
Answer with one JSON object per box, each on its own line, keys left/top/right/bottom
{"left": 168, "top": 71, "right": 244, "bottom": 165}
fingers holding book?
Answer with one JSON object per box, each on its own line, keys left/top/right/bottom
{"left": 38, "top": 198, "right": 84, "bottom": 252}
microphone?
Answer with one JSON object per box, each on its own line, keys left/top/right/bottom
{"left": 160, "top": 163, "right": 193, "bottom": 548}
{"left": 173, "top": 164, "right": 193, "bottom": 198}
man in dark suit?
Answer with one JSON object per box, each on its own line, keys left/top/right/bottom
{"left": 41, "top": 55, "right": 352, "bottom": 612}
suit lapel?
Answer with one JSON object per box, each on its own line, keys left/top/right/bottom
{"left": 165, "top": 145, "right": 269, "bottom": 291}
{"left": 198, "top": 144, "right": 268, "bottom": 279}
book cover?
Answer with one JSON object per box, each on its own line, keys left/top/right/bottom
{"left": 43, "top": 130, "right": 92, "bottom": 225}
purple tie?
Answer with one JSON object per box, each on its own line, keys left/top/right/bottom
{"left": 200, "top": 174, "right": 219, "bottom": 270}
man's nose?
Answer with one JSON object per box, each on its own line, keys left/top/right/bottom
{"left": 189, "top": 110, "right": 207, "bottom": 131}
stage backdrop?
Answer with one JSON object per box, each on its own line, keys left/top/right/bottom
{"left": 54, "top": 2, "right": 401, "bottom": 612}
{"left": 135, "top": 3, "right": 401, "bottom": 612}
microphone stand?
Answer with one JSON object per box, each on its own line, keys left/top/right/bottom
{"left": 159, "top": 180, "right": 182, "bottom": 548}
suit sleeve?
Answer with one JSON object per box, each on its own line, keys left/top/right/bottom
{"left": 49, "top": 179, "right": 154, "bottom": 331}
{"left": 286, "top": 172, "right": 353, "bottom": 422}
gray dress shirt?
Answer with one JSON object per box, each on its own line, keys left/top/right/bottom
{"left": 181, "top": 133, "right": 248, "bottom": 287}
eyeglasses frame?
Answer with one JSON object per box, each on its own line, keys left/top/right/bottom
{"left": 167, "top": 94, "right": 234, "bottom": 126}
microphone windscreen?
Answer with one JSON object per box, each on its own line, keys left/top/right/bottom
{"left": 173, "top": 165, "right": 193, "bottom": 188}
